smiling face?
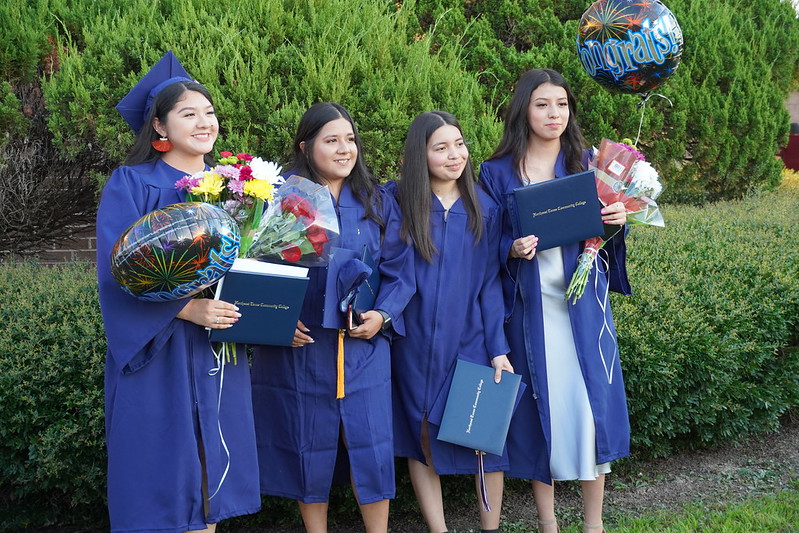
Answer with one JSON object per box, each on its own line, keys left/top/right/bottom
{"left": 426, "top": 124, "right": 469, "bottom": 186}
{"left": 527, "top": 82, "right": 570, "bottom": 143}
{"left": 304, "top": 117, "right": 357, "bottom": 184}
{"left": 153, "top": 89, "right": 218, "bottom": 161}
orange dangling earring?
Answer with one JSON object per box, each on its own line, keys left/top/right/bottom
{"left": 151, "top": 136, "right": 172, "bottom": 152}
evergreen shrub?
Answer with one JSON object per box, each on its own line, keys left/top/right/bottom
{"left": 39, "top": 0, "right": 500, "bottom": 181}
{"left": 2, "top": 0, "right": 798, "bottom": 216}
{"left": 411, "top": 0, "right": 799, "bottom": 202}
{"left": 0, "top": 261, "right": 107, "bottom": 530}
{"left": 613, "top": 182, "right": 799, "bottom": 457}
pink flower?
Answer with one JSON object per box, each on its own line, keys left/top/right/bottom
{"left": 619, "top": 143, "right": 645, "bottom": 161}
{"left": 175, "top": 175, "right": 199, "bottom": 191}
{"left": 239, "top": 166, "right": 254, "bottom": 180}
{"left": 236, "top": 153, "right": 254, "bottom": 162}
{"left": 227, "top": 178, "right": 245, "bottom": 195}
{"left": 219, "top": 151, "right": 233, "bottom": 158}
{"left": 214, "top": 165, "right": 240, "bottom": 179}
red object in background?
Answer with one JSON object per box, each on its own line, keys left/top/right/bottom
{"left": 779, "top": 124, "right": 799, "bottom": 171}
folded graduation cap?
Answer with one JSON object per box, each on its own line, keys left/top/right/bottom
{"left": 321, "top": 247, "right": 370, "bottom": 330}
{"left": 116, "top": 50, "right": 193, "bottom": 133}
{"left": 337, "top": 257, "right": 372, "bottom": 315}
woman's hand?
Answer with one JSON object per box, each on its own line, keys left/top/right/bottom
{"left": 601, "top": 201, "right": 627, "bottom": 226}
{"left": 348, "top": 310, "right": 383, "bottom": 340}
{"left": 177, "top": 298, "right": 240, "bottom": 329}
{"left": 292, "top": 320, "right": 314, "bottom": 348}
{"left": 510, "top": 235, "right": 538, "bottom": 260}
{"left": 491, "top": 355, "right": 514, "bottom": 383}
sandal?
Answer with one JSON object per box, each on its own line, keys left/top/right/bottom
{"left": 584, "top": 521, "right": 605, "bottom": 532}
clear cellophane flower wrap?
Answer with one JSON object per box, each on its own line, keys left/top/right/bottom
{"left": 246, "top": 174, "right": 340, "bottom": 266}
{"left": 565, "top": 139, "right": 665, "bottom": 303}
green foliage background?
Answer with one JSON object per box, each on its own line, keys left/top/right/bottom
{"left": 3, "top": 0, "right": 799, "bottom": 200}
{"left": 3, "top": 0, "right": 799, "bottom": 529}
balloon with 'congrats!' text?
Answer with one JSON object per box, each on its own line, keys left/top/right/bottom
{"left": 577, "top": 0, "right": 683, "bottom": 95}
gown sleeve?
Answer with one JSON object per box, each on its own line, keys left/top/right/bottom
{"left": 479, "top": 200, "right": 511, "bottom": 358}
{"left": 479, "top": 160, "right": 522, "bottom": 321}
{"left": 602, "top": 226, "right": 632, "bottom": 295}
{"left": 96, "top": 166, "right": 188, "bottom": 374}
{"left": 373, "top": 186, "right": 415, "bottom": 337}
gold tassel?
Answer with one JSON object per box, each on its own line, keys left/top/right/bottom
{"left": 336, "top": 329, "right": 345, "bottom": 399}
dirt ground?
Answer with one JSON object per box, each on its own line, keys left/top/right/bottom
{"left": 249, "top": 418, "right": 799, "bottom": 533}
{"left": 32, "top": 420, "right": 798, "bottom": 533}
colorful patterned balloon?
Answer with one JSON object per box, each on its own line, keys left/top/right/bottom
{"left": 577, "top": 0, "right": 683, "bottom": 95}
{"left": 111, "top": 202, "right": 240, "bottom": 301}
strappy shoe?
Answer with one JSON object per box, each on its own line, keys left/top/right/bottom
{"left": 584, "top": 521, "right": 605, "bottom": 532}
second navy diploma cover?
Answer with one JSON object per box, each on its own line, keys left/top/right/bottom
{"left": 511, "top": 170, "right": 604, "bottom": 251}
{"left": 209, "top": 258, "right": 309, "bottom": 346}
{"left": 437, "top": 360, "right": 522, "bottom": 456}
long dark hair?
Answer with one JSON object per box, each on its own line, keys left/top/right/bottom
{"left": 289, "top": 102, "right": 382, "bottom": 226}
{"left": 398, "top": 111, "right": 483, "bottom": 263}
{"left": 125, "top": 80, "right": 216, "bottom": 167}
{"left": 488, "top": 68, "right": 586, "bottom": 181}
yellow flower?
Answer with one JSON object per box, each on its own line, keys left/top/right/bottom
{"left": 244, "top": 179, "right": 275, "bottom": 201}
{"left": 190, "top": 171, "right": 225, "bottom": 200}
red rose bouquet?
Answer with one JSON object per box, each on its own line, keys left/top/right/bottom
{"left": 247, "top": 175, "right": 340, "bottom": 265}
{"left": 564, "top": 138, "right": 665, "bottom": 303}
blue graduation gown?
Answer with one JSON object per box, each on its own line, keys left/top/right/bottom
{"left": 479, "top": 152, "right": 632, "bottom": 483}
{"left": 250, "top": 182, "right": 414, "bottom": 504}
{"left": 97, "top": 160, "right": 261, "bottom": 533}
{"left": 388, "top": 184, "right": 511, "bottom": 473}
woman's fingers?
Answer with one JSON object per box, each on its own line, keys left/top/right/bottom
{"left": 513, "top": 235, "right": 538, "bottom": 259}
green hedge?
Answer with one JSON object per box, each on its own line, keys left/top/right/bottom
{"left": 3, "top": 0, "right": 799, "bottom": 204}
{"left": 2, "top": 183, "right": 798, "bottom": 529}
{"left": 0, "top": 261, "right": 106, "bottom": 530}
{"left": 613, "top": 181, "right": 799, "bottom": 456}
{"left": 38, "top": 0, "right": 500, "bottom": 180}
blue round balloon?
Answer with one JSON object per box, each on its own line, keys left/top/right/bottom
{"left": 111, "top": 202, "right": 240, "bottom": 301}
{"left": 577, "top": 0, "right": 683, "bottom": 94}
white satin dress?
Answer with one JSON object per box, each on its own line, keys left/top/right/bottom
{"left": 537, "top": 246, "right": 611, "bottom": 481}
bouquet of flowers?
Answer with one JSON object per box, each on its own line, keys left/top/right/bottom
{"left": 564, "top": 138, "right": 665, "bottom": 303}
{"left": 248, "top": 174, "right": 340, "bottom": 265}
{"left": 175, "top": 151, "right": 283, "bottom": 364}
{"left": 175, "top": 151, "right": 284, "bottom": 257}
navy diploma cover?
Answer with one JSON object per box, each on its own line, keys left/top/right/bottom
{"left": 209, "top": 258, "right": 309, "bottom": 346}
{"left": 437, "top": 360, "right": 523, "bottom": 456}
{"left": 511, "top": 170, "right": 604, "bottom": 251}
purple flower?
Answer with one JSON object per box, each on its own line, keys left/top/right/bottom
{"left": 214, "top": 165, "right": 240, "bottom": 179}
{"left": 227, "top": 178, "right": 245, "bottom": 195}
{"left": 175, "top": 176, "right": 199, "bottom": 190}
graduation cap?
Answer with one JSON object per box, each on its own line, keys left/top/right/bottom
{"left": 336, "top": 257, "right": 372, "bottom": 314}
{"left": 115, "top": 50, "right": 193, "bottom": 133}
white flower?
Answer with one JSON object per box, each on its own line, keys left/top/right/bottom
{"left": 629, "top": 160, "right": 663, "bottom": 199}
{"left": 249, "top": 158, "right": 284, "bottom": 185}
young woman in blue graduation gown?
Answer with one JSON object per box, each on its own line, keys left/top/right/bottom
{"left": 389, "top": 111, "right": 512, "bottom": 533}
{"left": 479, "top": 69, "right": 631, "bottom": 533}
{"left": 97, "top": 79, "right": 261, "bottom": 532}
{"left": 250, "top": 102, "right": 414, "bottom": 533}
